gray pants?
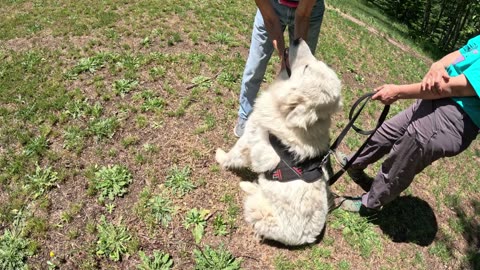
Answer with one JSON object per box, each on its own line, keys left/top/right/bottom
{"left": 351, "top": 99, "right": 479, "bottom": 209}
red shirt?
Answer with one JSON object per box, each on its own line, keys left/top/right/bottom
{"left": 279, "top": 0, "right": 299, "bottom": 8}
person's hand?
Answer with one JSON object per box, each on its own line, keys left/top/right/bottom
{"left": 273, "top": 39, "right": 288, "bottom": 72}
{"left": 372, "top": 84, "right": 399, "bottom": 105}
{"left": 421, "top": 61, "right": 450, "bottom": 94}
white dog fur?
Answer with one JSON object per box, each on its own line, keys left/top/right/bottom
{"left": 215, "top": 39, "right": 342, "bottom": 246}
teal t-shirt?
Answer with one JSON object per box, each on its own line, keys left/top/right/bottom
{"left": 449, "top": 35, "right": 480, "bottom": 128}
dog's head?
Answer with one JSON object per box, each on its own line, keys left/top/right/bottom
{"left": 275, "top": 39, "right": 342, "bottom": 130}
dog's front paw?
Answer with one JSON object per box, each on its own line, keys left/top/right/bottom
{"left": 215, "top": 148, "right": 227, "bottom": 167}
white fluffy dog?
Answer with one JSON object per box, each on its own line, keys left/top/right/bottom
{"left": 216, "top": 39, "right": 342, "bottom": 246}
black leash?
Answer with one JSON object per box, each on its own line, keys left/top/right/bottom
{"left": 327, "top": 92, "right": 390, "bottom": 186}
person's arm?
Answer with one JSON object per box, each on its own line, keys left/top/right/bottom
{"left": 255, "top": 0, "right": 285, "bottom": 59}
{"left": 294, "top": 0, "right": 316, "bottom": 40}
{"left": 373, "top": 74, "right": 476, "bottom": 105}
{"left": 422, "top": 50, "right": 462, "bottom": 92}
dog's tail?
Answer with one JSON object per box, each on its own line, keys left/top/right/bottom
{"left": 239, "top": 181, "right": 258, "bottom": 194}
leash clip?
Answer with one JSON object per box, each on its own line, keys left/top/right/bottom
{"left": 320, "top": 150, "right": 333, "bottom": 167}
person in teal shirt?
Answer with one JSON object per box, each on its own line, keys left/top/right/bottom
{"left": 339, "top": 35, "right": 480, "bottom": 213}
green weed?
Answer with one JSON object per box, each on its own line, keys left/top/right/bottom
{"left": 135, "top": 189, "right": 175, "bottom": 229}
{"left": 65, "top": 99, "right": 90, "bottom": 119}
{"left": 139, "top": 90, "right": 166, "bottom": 112}
{"left": 90, "top": 165, "right": 132, "bottom": 202}
{"left": 140, "top": 36, "right": 152, "bottom": 48}
{"left": 147, "top": 195, "right": 174, "bottom": 227}
{"left": 149, "top": 66, "right": 167, "bottom": 79}
{"left": 195, "top": 113, "right": 216, "bottom": 134}
{"left": 60, "top": 202, "right": 84, "bottom": 223}
{"left": 96, "top": 215, "right": 132, "bottom": 262}
{"left": 142, "top": 143, "right": 159, "bottom": 154}
{"left": 25, "top": 164, "right": 59, "bottom": 199}
{"left": 193, "top": 244, "right": 241, "bottom": 270}
{"left": 166, "top": 32, "right": 182, "bottom": 46}
{"left": 165, "top": 166, "right": 196, "bottom": 196}
{"left": 220, "top": 194, "right": 239, "bottom": 231}
{"left": 273, "top": 246, "right": 335, "bottom": 270}
{"left": 137, "top": 250, "right": 173, "bottom": 270}
{"left": 191, "top": 75, "right": 212, "bottom": 89}
{"left": 105, "top": 203, "right": 116, "bottom": 214}
{"left": 88, "top": 117, "right": 119, "bottom": 140}
{"left": 65, "top": 54, "right": 108, "bottom": 79}
{"left": 218, "top": 71, "right": 238, "bottom": 89}
{"left": 273, "top": 255, "right": 297, "bottom": 270}
{"left": 113, "top": 79, "right": 139, "bottom": 97}
{"left": 24, "top": 216, "right": 48, "bottom": 238}
{"left": 23, "top": 135, "right": 49, "bottom": 157}
{"left": 136, "top": 115, "right": 148, "bottom": 128}
{"left": 68, "top": 228, "right": 80, "bottom": 240}
{"left": 63, "top": 126, "right": 86, "bottom": 153}
{"left": 338, "top": 259, "right": 351, "bottom": 270}
{"left": 21, "top": 51, "right": 45, "bottom": 73}
{"left": 208, "top": 32, "right": 238, "bottom": 47}
{"left": 428, "top": 242, "right": 452, "bottom": 263}
{"left": 330, "top": 210, "right": 382, "bottom": 258}
{"left": 121, "top": 135, "right": 139, "bottom": 148}
{"left": 213, "top": 214, "right": 228, "bottom": 236}
{"left": 184, "top": 208, "right": 209, "bottom": 244}
{"left": 0, "top": 229, "right": 33, "bottom": 270}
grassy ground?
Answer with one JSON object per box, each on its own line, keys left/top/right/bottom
{"left": 0, "top": 0, "right": 479, "bottom": 269}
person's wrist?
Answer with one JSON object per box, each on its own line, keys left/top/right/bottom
{"left": 433, "top": 60, "right": 447, "bottom": 69}
{"left": 392, "top": 84, "right": 402, "bottom": 96}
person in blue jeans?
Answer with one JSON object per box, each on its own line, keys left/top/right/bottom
{"left": 234, "top": 0, "right": 325, "bottom": 137}
{"left": 340, "top": 35, "right": 480, "bottom": 214}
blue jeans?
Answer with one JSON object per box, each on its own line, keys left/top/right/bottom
{"left": 238, "top": 0, "right": 325, "bottom": 120}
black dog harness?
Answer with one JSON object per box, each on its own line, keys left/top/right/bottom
{"left": 265, "top": 134, "right": 328, "bottom": 183}
{"left": 264, "top": 92, "right": 391, "bottom": 185}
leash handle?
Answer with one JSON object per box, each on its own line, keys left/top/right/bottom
{"left": 328, "top": 92, "right": 390, "bottom": 186}
{"left": 349, "top": 92, "right": 380, "bottom": 135}
{"left": 328, "top": 92, "right": 374, "bottom": 152}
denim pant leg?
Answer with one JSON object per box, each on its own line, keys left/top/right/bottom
{"left": 238, "top": 9, "right": 275, "bottom": 120}
{"left": 287, "top": 0, "right": 325, "bottom": 53}
{"left": 362, "top": 99, "right": 479, "bottom": 209}
{"left": 238, "top": 0, "right": 325, "bottom": 120}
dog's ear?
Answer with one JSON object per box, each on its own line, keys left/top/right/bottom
{"left": 283, "top": 93, "right": 318, "bottom": 129}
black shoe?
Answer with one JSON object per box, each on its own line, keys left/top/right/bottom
{"left": 347, "top": 168, "right": 373, "bottom": 192}
{"left": 359, "top": 204, "right": 380, "bottom": 218}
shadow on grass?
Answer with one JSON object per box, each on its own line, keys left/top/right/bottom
{"left": 450, "top": 199, "right": 480, "bottom": 270}
{"left": 259, "top": 224, "right": 327, "bottom": 250}
{"left": 370, "top": 195, "right": 438, "bottom": 246}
